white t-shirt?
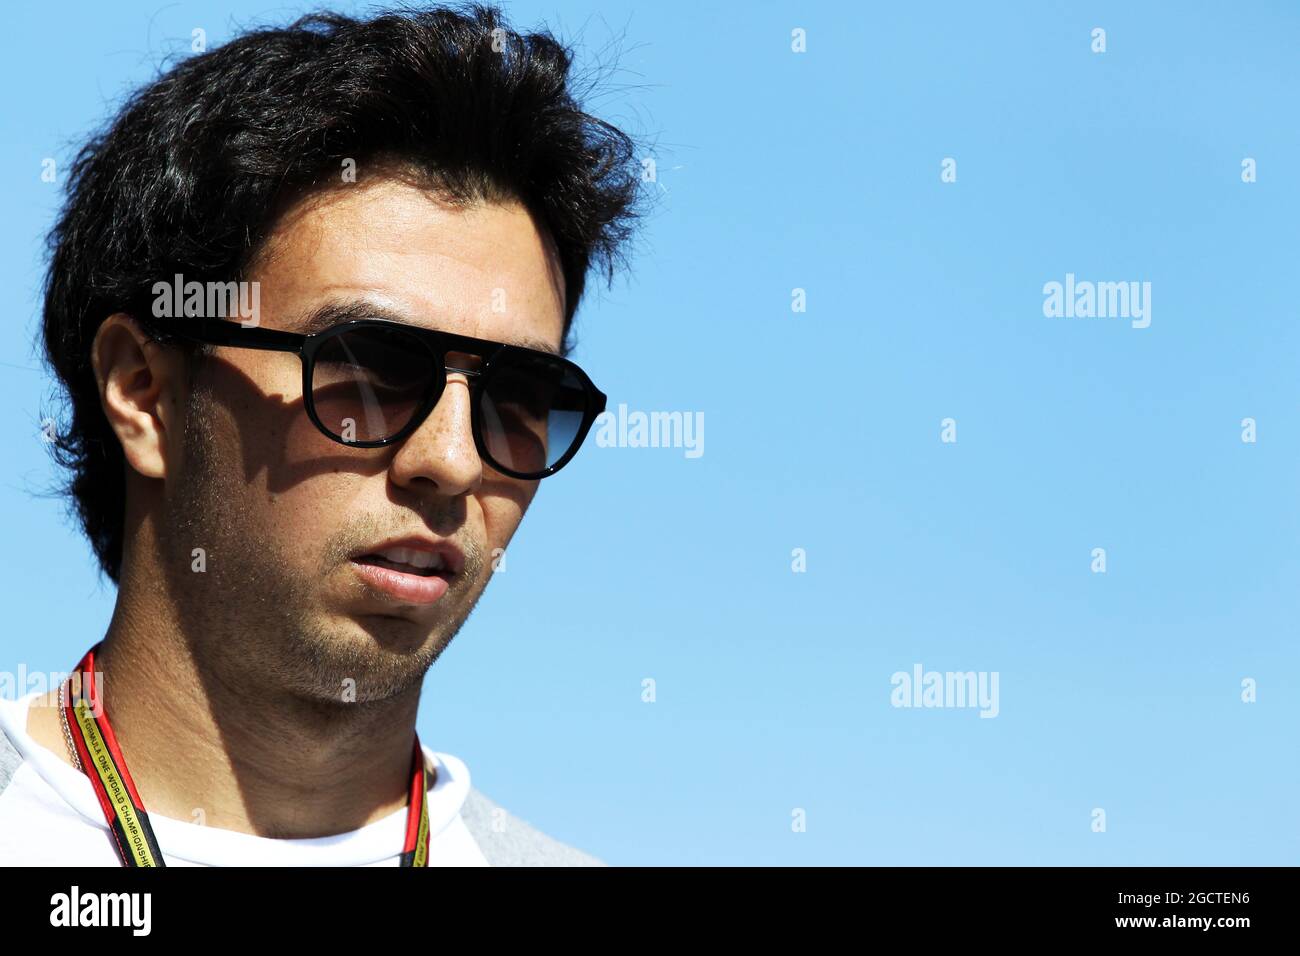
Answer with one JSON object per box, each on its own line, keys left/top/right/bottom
{"left": 0, "top": 690, "right": 488, "bottom": 866}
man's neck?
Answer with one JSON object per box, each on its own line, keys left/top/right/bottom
{"left": 32, "top": 611, "right": 429, "bottom": 840}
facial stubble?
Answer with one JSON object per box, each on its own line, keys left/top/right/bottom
{"left": 159, "top": 375, "right": 484, "bottom": 710}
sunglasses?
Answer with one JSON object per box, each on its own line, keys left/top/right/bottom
{"left": 135, "top": 315, "right": 607, "bottom": 480}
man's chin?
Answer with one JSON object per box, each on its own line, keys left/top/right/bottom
{"left": 331, "top": 605, "right": 438, "bottom": 650}
{"left": 285, "top": 617, "right": 442, "bottom": 701}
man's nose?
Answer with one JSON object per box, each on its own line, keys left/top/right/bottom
{"left": 387, "top": 372, "right": 482, "bottom": 497}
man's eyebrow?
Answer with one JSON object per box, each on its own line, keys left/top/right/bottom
{"left": 292, "top": 301, "right": 564, "bottom": 356}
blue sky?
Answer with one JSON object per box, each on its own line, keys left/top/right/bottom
{"left": 1, "top": 0, "right": 1297, "bottom": 865}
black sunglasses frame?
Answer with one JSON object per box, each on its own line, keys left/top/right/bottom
{"left": 135, "top": 315, "right": 608, "bottom": 480}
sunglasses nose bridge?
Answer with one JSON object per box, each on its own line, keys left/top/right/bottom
{"left": 437, "top": 352, "right": 485, "bottom": 415}
{"left": 423, "top": 364, "right": 480, "bottom": 421}
{"left": 407, "top": 363, "right": 481, "bottom": 435}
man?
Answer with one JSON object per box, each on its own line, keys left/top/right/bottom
{"left": 0, "top": 3, "right": 641, "bottom": 866}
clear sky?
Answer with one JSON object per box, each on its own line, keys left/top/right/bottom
{"left": 1, "top": 0, "right": 1297, "bottom": 865}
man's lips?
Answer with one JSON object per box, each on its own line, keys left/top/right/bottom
{"left": 349, "top": 536, "right": 465, "bottom": 574}
{"left": 349, "top": 560, "right": 450, "bottom": 605}
{"left": 347, "top": 536, "right": 464, "bottom": 606}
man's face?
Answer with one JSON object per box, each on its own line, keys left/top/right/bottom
{"left": 161, "top": 176, "right": 566, "bottom": 703}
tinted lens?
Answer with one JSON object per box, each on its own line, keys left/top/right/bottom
{"left": 311, "top": 326, "right": 435, "bottom": 442}
{"left": 480, "top": 353, "right": 589, "bottom": 475}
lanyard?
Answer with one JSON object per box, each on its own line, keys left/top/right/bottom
{"left": 62, "top": 644, "right": 431, "bottom": 867}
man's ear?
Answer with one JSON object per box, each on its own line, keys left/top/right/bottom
{"left": 91, "top": 313, "right": 188, "bottom": 481}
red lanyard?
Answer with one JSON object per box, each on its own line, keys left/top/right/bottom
{"left": 61, "top": 644, "right": 431, "bottom": 866}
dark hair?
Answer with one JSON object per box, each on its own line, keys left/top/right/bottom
{"left": 40, "top": 3, "right": 645, "bottom": 586}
